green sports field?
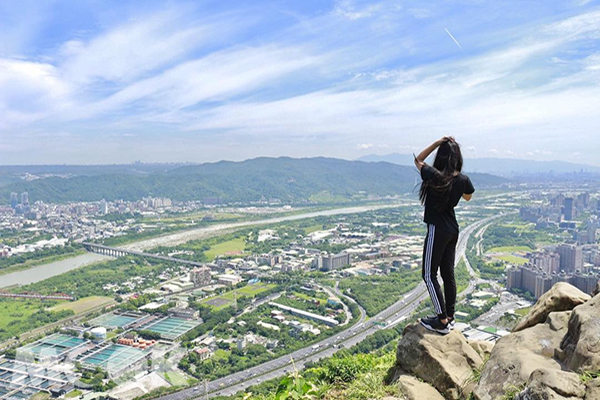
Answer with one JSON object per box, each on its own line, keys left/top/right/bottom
{"left": 200, "top": 283, "right": 277, "bottom": 310}
{"left": 487, "top": 246, "right": 533, "bottom": 253}
{"left": 205, "top": 238, "right": 246, "bottom": 261}
{"left": 50, "top": 296, "right": 114, "bottom": 314}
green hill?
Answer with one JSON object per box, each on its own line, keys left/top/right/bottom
{"left": 0, "top": 157, "right": 507, "bottom": 204}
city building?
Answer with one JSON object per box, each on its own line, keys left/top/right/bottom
{"left": 100, "top": 199, "right": 108, "bottom": 214}
{"left": 167, "top": 307, "right": 200, "bottom": 320}
{"left": 529, "top": 251, "right": 560, "bottom": 274}
{"left": 588, "top": 219, "right": 597, "bottom": 244}
{"left": 563, "top": 197, "right": 574, "bottom": 221}
{"left": 508, "top": 264, "right": 599, "bottom": 298}
{"left": 571, "top": 272, "right": 600, "bottom": 294}
{"left": 257, "top": 321, "right": 280, "bottom": 331}
{"left": 217, "top": 274, "right": 243, "bottom": 286}
{"left": 317, "top": 251, "right": 351, "bottom": 271}
{"left": 557, "top": 244, "right": 583, "bottom": 273}
{"left": 190, "top": 266, "right": 212, "bottom": 287}
{"left": 194, "top": 347, "right": 212, "bottom": 360}
{"left": 578, "top": 192, "right": 590, "bottom": 209}
{"left": 10, "top": 192, "right": 18, "bottom": 208}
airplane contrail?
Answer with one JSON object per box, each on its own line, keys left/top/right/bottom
{"left": 444, "top": 27, "right": 463, "bottom": 50}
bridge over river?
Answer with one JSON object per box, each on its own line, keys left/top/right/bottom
{"left": 81, "top": 242, "right": 205, "bottom": 268}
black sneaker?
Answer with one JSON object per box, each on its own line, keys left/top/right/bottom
{"left": 420, "top": 315, "right": 450, "bottom": 335}
{"left": 447, "top": 316, "right": 456, "bottom": 330}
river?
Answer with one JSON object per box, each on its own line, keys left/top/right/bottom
{"left": 0, "top": 203, "right": 403, "bottom": 288}
{"left": 0, "top": 253, "right": 111, "bottom": 288}
{"left": 121, "top": 203, "right": 400, "bottom": 251}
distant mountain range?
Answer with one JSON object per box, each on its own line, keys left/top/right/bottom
{"left": 0, "top": 157, "right": 507, "bottom": 204}
{"left": 358, "top": 153, "right": 600, "bottom": 177}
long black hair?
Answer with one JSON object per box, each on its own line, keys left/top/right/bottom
{"left": 419, "top": 138, "right": 463, "bottom": 210}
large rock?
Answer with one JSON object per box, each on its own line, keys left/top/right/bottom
{"left": 513, "top": 282, "right": 590, "bottom": 333}
{"left": 592, "top": 282, "right": 600, "bottom": 297}
{"left": 473, "top": 313, "right": 568, "bottom": 400}
{"left": 396, "top": 373, "right": 445, "bottom": 400}
{"left": 395, "top": 323, "right": 483, "bottom": 399}
{"left": 468, "top": 340, "right": 495, "bottom": 360}
{"left": 557, "top": 293, "right": 600, "bottom": 372}
{"left": 515, "top": 368, "right": 586, "bottom": 400}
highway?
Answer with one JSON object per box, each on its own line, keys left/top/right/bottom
{"left": 157, "top": 213, "right": 506, "bottom": 400}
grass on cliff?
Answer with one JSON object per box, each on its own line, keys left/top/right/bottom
{"left": 219, "top": 351, "right": 404, "bottom": 400}
{"left": 580, "top": 370, "right": 600, "bottom": 383}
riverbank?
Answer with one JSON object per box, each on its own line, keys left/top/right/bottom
{"left": 0, "top": 252, "right": 111, "bottom": 288}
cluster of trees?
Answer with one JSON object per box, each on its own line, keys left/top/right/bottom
{"left": 0, "top": 301, "right": 74, "bottom": 342}
{"left": 455, "top": 260, "right": 471, "bottom": 293}
{"left": 273, "top": 294, "right": 338, "bottom": 318}
{"left": 481, "top": 218, "right": 559, "bottom": 252}
{"left": 339, "top": 269, "right": 422, "bottom": 316}
{"left": 78, "top": 367, "right": 117, "bottom": 392}
{"left": 180, "top": 342, "right": 273, "bottom": 380}
{"left": 118, "top": 293, "right": 158, "bottom": 311}
{"left": 344, "top": 324, "right": 405, "bottom": 356}
{"left": 457, "top": 297, "right": 500, "bottom": 321}
{"left": 20, "top": 256, "right": 165, "bottom": 298}
{"left": 179, "top": 304, "right": 238, "bottom": 347}
{"left": 136, "top": 330, "right": 162, "bottom": 341}
{"left": 509, "top": 288, "right": 536, "bottom": 302}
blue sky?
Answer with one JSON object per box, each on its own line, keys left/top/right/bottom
{"left": 1, "top": 0, "right": 599, "bottom": 165}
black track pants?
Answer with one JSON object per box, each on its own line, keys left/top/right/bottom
{"left": 421, "top": 223, "right": 458, "bottom": 320}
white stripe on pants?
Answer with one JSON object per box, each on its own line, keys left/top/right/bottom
{"left": 424, "top": 224, "right": 442, "bottom": 314}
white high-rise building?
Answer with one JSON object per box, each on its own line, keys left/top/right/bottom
{"left": 100, "top": 199, "right": 108, "bottom": 214}
{"left": 190, "top": 266, "right": 212, "bottom": 287}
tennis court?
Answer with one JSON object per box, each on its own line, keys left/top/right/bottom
{"left": 138, "top": 317, "right": 201, "bottom": 340}
{"left": 18, "top": 334, "right": 89, "bottom": 360}
{"left": 88, "top": 313, "right": 143, "bottom": 329}
{"left": 80, "top": 344, "right": 147, "bottom": 377}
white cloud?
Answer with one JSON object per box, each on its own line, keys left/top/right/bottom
{"left": 59, "top": 9, "right": 236, "bottom": 85}
{"left": 357, "top": 143, "right": 374, "bottom": 150}
{"left": 333, "top": 0, "right": 382, "bottom": 20}
{"left": 0, "top": 58, "right": 72, "bottom": 128}
{"left": 72, "top": 45, "right": 322, "bottom": 119}
{"left": 408, "top": 8, "right": 432, "bottom": 19}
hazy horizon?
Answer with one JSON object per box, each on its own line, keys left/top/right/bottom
{"left": 0, "top": 152, "right": 599, "bottom": 169}
{"left": 1, "top": 1, "right": 600, "bottom": 165}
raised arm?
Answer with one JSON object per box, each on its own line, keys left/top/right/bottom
{"left": 413, "top": 137, "right": 453, "bottom": 171}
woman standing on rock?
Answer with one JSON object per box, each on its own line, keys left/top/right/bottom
{"left": 413, "top": 137, "right": 474, "bottom": 334}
